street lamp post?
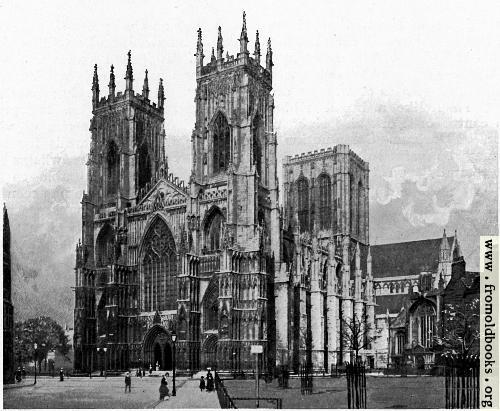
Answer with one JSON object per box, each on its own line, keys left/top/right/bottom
{"left": 171, "top": 333, "right": 177, "bottom": 396}
{"left": 103, "top": 348, "right": 108, "bottom": 379}
{"left": 33, "top": 343, "right": 37, "bottom": 385}
{"left": 90, "top": 347, "right": 93, "bottom": 379}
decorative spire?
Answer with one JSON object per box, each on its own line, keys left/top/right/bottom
{"left": 254, "top": 30, "right": 261, "bottom": 65}
{"left": 108, "top": 65, "right": 115, "bottom": 98}
{"left": 195, "top": 28, "right": 205, "bottom": 75}
{"left": 125, "top": 50, "right": 133, "bottom": 91}
{"left": 217, "top": 26, "right": 223, "bottom": 60}
{"left": 196, "top": 28, "right": 203, "bottom": 54}
{"left": 211, "top": 47, "right": 216, "bottom": 63}
{"left": 239, "top": 11, "right": 248, "bottom": 53}
{"left": 266, "top": 37, "right": 273, "bottom": 72}
{"left": 158, "top": 78, "right": 165, "bottom": 110}
{"left": 92, "top": 64, "right": 99, "bottom": 108}
{"left": 143, "top": 69, "right": 149, "bottom": 100}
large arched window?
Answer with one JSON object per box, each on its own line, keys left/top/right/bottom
{"left": 138, "top": 143, "right": 152, "bottom": 191}
{"left": 95, "top": 224, "right": 115, "bottom": 267}
{"left": 204, "top": 208, "right": 225, "bottom": 252}
{"left": 107, "top": 140, "right": 119, "bottom": 196}
{"left": 297, "top": 177, "right": 309, "bottom": 233}
{"left": 410, "top": 300, "right": 436, "bottom": 348}
{"left": 141, "top": 218, "right": 177, "bottom": 311}
{"left": 252, "top": 115, "right": 262, "bottom": 177}
{"left": 318, "top": 174, "right": 331, "bottom": 230}
{"left": 212, "top": 113, "right": 231, "bottom": 174}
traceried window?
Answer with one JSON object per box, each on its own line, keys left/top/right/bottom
{"left": 318, "top": 174, "right": 332, "bottom": 230}
{"left": 411, "top": 301, "right": 436, "bottom": 348}
{"left": 107, "top": 140, "right": 119, "bottom": 196}
{"left": 141, "top": 218, "right": 177, "bottom": 311}
{"left": 252, "top": 115, "right": 262, "bottom": 177}
{"left": 212, "top": 113, "right": 231, "bottom": 174}
{"left": 297, "top": 177, "right": 309, "bottom": 233}
{"left": 138, "top": 142, "right": 152, "bottom": 191}
{"left": 205, "top": 208, "right": 225, "bottom": 252}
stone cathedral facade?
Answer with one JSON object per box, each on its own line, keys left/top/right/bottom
{"left": 73, "top": 14, "right": 375, "bottom": 374}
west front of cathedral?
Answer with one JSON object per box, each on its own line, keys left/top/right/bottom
{"left": 73, "top": 14, "right": 375, "bottom": 374}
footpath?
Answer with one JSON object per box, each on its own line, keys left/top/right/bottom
{"left": 153, "top": 371, "right": 220, "bottom": 409}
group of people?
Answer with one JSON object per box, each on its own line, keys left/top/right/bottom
{"left": 14, "top": 366, "right": 65, "bottom": 382}
{"left": 199, "top": 369, "right": 214, "bottom": 392}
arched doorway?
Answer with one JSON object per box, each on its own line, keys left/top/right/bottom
{"left": 202, "top": 334, "right": 218, "bottom": 369}
{"left": 143, "top": 325, "right": 174, "bottom": 371}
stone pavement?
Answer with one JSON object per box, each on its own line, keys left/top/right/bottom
{"left": 154, "top": 371, "right": 220, "bottom": 409}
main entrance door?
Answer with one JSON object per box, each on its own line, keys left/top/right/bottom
{"left": 144, "top": 325, "right": 173, "bottom": 370}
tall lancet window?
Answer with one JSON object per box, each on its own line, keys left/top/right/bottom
{"left": 107, "top": 140, "right": 119, "bottom": 196}
{"left": 252, "top": 115, "right": 262, "bottom": 177}
{"left": 297, "top": 177, "right": 309, "bottom": 233}
{"left": 318, "top": 173, "right": 331, "bottom": 230}
{"left": 141, "top": 218, "right": 177, "bottom": 312}
{"left": 212, "top": 113, "right": 231, "bottom": 174}
{"left": 205, "top": 208, "right": 225, "bottom": 252}
{"left": 138, "top": 142, "right": 152, "bottom": 191}
{"left": 357, "top": 181, "right": 363, "bottom": 237}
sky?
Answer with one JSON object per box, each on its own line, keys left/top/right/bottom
{"left": 0, "top": 0, "right": 498, "bottom": 323}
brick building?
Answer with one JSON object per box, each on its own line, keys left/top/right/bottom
{"left": 73, "top": 13, "right": 374, "bottom": 374}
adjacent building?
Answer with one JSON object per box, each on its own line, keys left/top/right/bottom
{"left": 3, "top": 204, "right": 15, "bottom": 383}
{"left": 371, "top": 231, "right": 479, "bottom": 369}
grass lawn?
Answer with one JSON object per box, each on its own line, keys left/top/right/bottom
{"left": 223, "top": 375, "right": 445, "bottom": 409}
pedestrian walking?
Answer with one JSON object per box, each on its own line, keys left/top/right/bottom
{"left": 199, "top": 376, "right": 206, "bottom": 391}
{"left": 124, "top": 372, "right": 131, "bottom": 393}
{"left": 21, "top": 367, "right": 26, "bottom": 379}
{"left": 206, "top": 371, "right": 214, "bottom": 392}
{"left": 149, "top": 364, "right": 153, "bottom": 375}
{"left": 59, "top": 368, "right": 64, "bottom": 381}
{"left": 15, "top": 367, "right": 21, "bottom": 383}
{"left": 159, "top": 375, "right": 170, "bottom": 400}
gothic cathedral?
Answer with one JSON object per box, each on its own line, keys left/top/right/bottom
{"left": 73, "top": 13, "right": 375, "bottom": 374}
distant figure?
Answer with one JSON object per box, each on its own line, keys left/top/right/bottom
{"left": 156, "top": 361, "right": 160, "bottom": 371}
{"left": 21, "top": 367, "right": 26, "bottom": 379}
{"left": 149, "top": 364, "right": 153, "bottom": 375}
{"left": 15, "top": 367, "right": 21, "bottom": 383}
{"left": 199, "top": 376, "right": 206, "bottom": 391}
{"left": 59, "top": 368, "right": 64, "bottom": 381}
{"left": 124, "top": 372, "right": 131, "bottom": 393}
{"left": 206, "top": 370, "right": 214, "bottom": 392}
{"left": 159, "top": 376, "right": 170, "bottom": 400}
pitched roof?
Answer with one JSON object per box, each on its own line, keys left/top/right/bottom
{"left": 374, "top": 294, "right": 409, "bottom": 315}
{"left": 371, "top": 236, "right": 454, "bottom": 279}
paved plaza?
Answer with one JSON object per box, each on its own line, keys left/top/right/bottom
{"left": 223, "top": 375, "right": 446, "bottom": 409}
{"left": 3, "top": 373, "right": 220, "bottom": 409}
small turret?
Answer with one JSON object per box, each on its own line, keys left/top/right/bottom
{"left": 217, "top": 26, "right": 223, "bottom": 60}
{"left": 125, "top": 50, "right": 133, "bottom": 92}
{"left": 254, "top": 30, "right": 261, "bottom": 65}
{"left": 211, "top": 47, "right": 216, "bottom": 63}
{"left": 158, "top": 78, "right": 165, "bottom": 110}
{"left": 92, "top": 64, "right": 99, "bottom": 109}
{"left": 142, "top": 69, "right": 149, "bottom": 100}
{"left": 439, "top": 229, "right": 450, "bottom": 262}
{"left": 266, "top": 37, "right": 273, "bottom": 73}
{"left": 108, "top": 65, "right": 115, "bottom": 99}
{"left": 239, "top": 11, "right": 248, "bottom": 54}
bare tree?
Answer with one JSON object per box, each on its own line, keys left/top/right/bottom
{"left": 341, "top": 312, "right": 378, "bottom": 363}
